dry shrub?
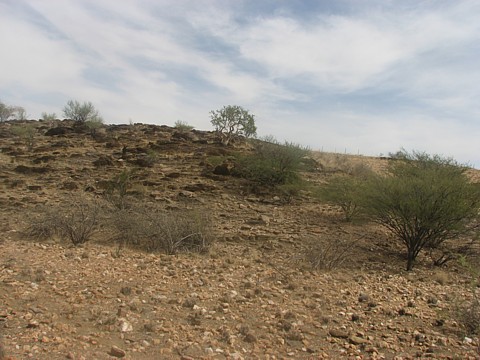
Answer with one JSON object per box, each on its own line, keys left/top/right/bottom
{"left": 456, "top": 295, "right": 480, "bottom": 335}
{"left": 24, "top": 198, "right": 100, "bottom": 245}
{"left": 306, "top": 234, "right": 362, "bottom": 271}
{"left": 111, "top": 204, "right": 213, "bottom": 254}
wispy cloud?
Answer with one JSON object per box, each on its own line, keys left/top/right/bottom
{"left": 1, "top": 0, "right": 479, "bottom": 167}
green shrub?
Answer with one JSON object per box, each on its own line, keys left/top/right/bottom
{"left": 210, "top": 105, "right": 256, "bottom": 145}
{"left": 232, "top": 138, "right": 309, "bottom": 188}
{"left": 318, "top": 163, "right": 373, "bottom": 221}
{"left": 104, "top": 170, "right": 134, "bottom": 209}
{"left": 362, "top": 150, "right": 480, "bottom": 271}
{"left": 63, "top": 99, "right": 102, "bottom": 123}
{"left": 85, "top": 117, "right": 104, "bottom": 136}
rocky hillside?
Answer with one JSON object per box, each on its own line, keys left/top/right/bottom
{"left": 0, "top": 120, "right": 479, "bottom": 359}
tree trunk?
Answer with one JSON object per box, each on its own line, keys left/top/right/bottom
{"left": 406, "top": 251, "right": 415, "bottom": 271}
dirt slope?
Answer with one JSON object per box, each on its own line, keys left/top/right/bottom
{"left": 0, "top": 120, "right": 479, "bottom": 359}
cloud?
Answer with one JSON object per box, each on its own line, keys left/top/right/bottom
{"left": 0, "top": 0, "right": 479, "bottom": 167}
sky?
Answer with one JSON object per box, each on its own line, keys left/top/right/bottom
{"left": 1, "top": 0, "right": 479, "bottom": 168}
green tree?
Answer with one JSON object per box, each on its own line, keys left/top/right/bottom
{"left": 363, "top": 150, "right": 480, "bottom": 271}
{"left": 210, "top": 105, "right": 256, "bottom": 145}
{"left": 63, "top": 100, "right": 102, "bottom": 123}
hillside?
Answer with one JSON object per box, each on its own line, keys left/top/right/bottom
{"left": 0, "top": 120, "right": 479, "bottom": 359}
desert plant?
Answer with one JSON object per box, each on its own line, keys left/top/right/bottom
{"left": 232, "top": 138, "right": 309, "bottom": 188}
{"left": 174, "top": 120, "right": 194, "bottom": 132}
{"left": 56, "top": 199, "right": 100, "bottom": 245}
{"left": 11, "top": 123, "right": 36, "bottom": 151}
{"left": 85, "top": 117, "right": 104, "bottom": 136}
{"left": 319, "top": 163, "right": 373, "bottom": 221}
{"left": 41, "top": 112, "right": 57, "bottom": 121}
{"left": 14, "top": 106, "right": 28, "bottom": 120}
{"left": 24, "top": 199, "right": 99, "bottom": 245}
{"left": 104, "top": 170, "right": 134, "bottom": 209}
{"left": 362, "top": 150, "right": 480, "bottom": 271}
{"left": 63, "top": 99, "right": 102, "bottom": 123}
{"left": 210, "top": 105, "right": 256, "bottom": 145}
{"left": 0, "top": 100, "right": 16, "bottom": 122}
{"left": 307, "top": 234, "right": 363, "bottom": 270}
{"left": 111, "top": 205, "right": 213, "bottom": 254}
{"left": 454, "top": 256, "right": 480, "bottom": 335}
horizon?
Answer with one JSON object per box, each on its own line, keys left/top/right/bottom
{"left": 1, "top": 0, "right": 479, "bottom": 168}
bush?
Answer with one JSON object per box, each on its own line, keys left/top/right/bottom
{"left": 57, "top": 200, "right": 100, "bottom": 245}
{"left": 11, "top": 123, "right": 36, "bottom": 151}
{"left": 41, "top": 112, "right": 57, "bottom": 121}
{"left": 232, "top": 138, "right": 309, "bottom": 188}
{"left": 0, "top": 100, "right": 26, "bottom": 122}
{"left": 111, "top": 205, "right": 213, "bottom": 254}
{"left": 85, "top": 117, "right": 104, "bottom": 136}
{"left": 210, "top": 105, "right": 256, "bottom": 145}
{"left": 362, "top": 150, "right": 480, "bottom": 271}
{"left": 104, "top": 170, "right": 134, "bottom": 210}
{"left": 306, "top": 234, "right": 362, "bottom": 270}
{"left": 174, "top": 120, "right": 194, "bottom": 132}
{"left": 318, "top": 163, "right": 373, "bottom": 221}
{"left": 24, "top": 199, "right": 100, "bottom": 245}
{"left": 63, "top": 100, "right": 102, "bottom": 123}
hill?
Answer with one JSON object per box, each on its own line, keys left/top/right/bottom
{"left": 0, "top": 120, "right": 479, "bottom": 359}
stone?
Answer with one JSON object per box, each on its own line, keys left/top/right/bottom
{"left": 329, "top": 329, "right": 349, "bottom": 339}
{"left": 109, "top": 345, "right": 126, "bottom": 358}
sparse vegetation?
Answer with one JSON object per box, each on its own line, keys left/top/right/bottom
{"left": 174, "top": 120, "right": 194, "bottom": 132}
{"left": 11, "top": 123, "right": 36, "bottom": 151}
{"left": 25, "top": 198, "right": 100, "bottom": 245}
{"left": 41, "top": 112, "right": 57, "bottom": 121}
{"left": 361, "top": 150, "right": 480, "bottom": 271}
{"left": 318, "top": 163, "right": 373, "bottom": 221}
{"left": 111, "top": 205, "right": 213, "bottom": 255}
{"left": 232, "top": 138, "right": 309, "bottom": 190}
{"left": 210, "top": 105, "right": 256, "bottom": 145}
{"left": 306, "top": 234, "right": 362, "bottom": 270}
{"left": 63, "top": 99, "right": 103, "bottom": 123}
{"left": 85, "top": 117, "right": 104, "bottom": 136}
{"left": 0, "top": 100, "right": 26, "bottom": 121}
{"left": 104, "top": 170, "right": 134, "bottom": 210}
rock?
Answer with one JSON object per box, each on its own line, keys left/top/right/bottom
{"left": 329, "top": 329, "right": 349, "bottom": 339}
{"left": 119, "top": 319, "right": 133, "bottom": 332}
{"left": 244, "top": 333, "right": 257, "bottom": 343}
{"left": 45, "top": 127, "right": 70, "bottom": 136}
{"left": 349, "top": 336, "right": 368, "bottom": 345}
{"left": 358, "top": 293, "right": 370, "bottom": 303}
{"left": 109, "top": 345, "right": 126, "bottom": 358}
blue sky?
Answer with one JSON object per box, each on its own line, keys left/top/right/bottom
{"left": 1, "top": 0, "right": 479, "bottom": 167}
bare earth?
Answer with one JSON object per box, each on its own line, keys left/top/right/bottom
{"left": 0, "top": 120, "right": 479, "bottom": 359}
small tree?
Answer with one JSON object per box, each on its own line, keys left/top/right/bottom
{"left": 363, "top": 150, "right": 480, "bottom": 271}
{"left": 0, "top": 100, "right": 16, "bottom": 122}
{"left": 14, "top": 106, "right": 28, "bottom": 120}
{"left": 63, "top": 100, "right": 102, "bottom": 123}
{"left": 210, "top": 105, "right": 256, "bottom": 145}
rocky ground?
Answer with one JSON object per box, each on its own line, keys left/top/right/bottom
{"left": 0, "top": 120, "right": 479, "bottom": 359}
